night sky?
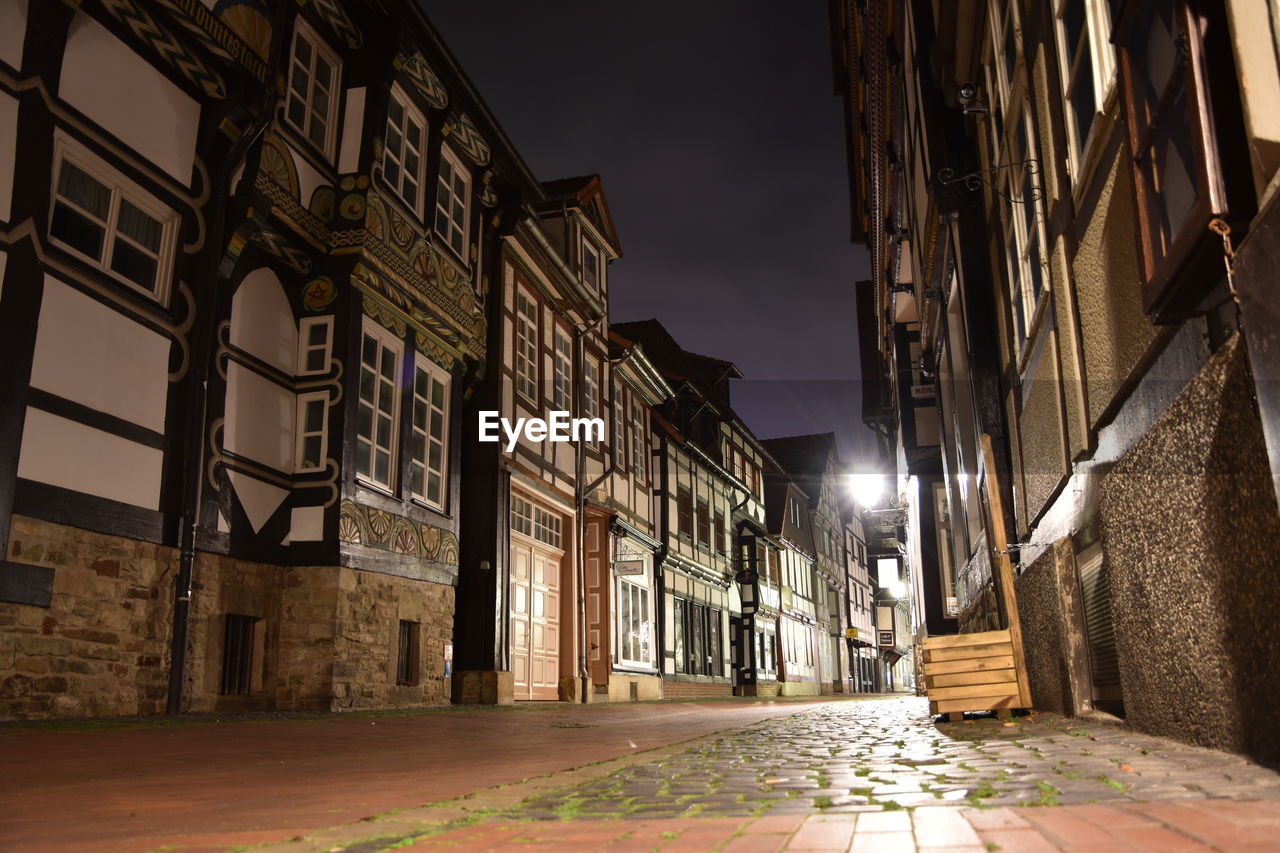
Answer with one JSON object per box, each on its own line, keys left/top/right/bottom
{"left": 420, "top": 1, "right": 877, "bottom": 465}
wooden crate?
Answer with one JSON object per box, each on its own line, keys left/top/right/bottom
{"left": 922, "top": 629, "right": 1031, "bottom": 716}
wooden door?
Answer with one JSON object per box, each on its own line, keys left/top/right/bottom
{"left": 511, "top": 538, "right": 561, "bottom": 700}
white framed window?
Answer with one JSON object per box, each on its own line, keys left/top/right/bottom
{"left": 356, "top": 319, "right": 402, "bottom": 491}
{"left": 1001, "top": 111, "right": 1048, "bottom": 353}
{"left": 617, "top": 577, "right": 653, "bottom": 668}
{"left": 581, "top": 240, "right": 602, "bottom": 291}
{"left": 433, "top": 146, "right": 470, "bottom": 261}
{"left": 48, "top": 138, "right": 178, "bottom": 302}
{"left": 630, "top": 397, "right": 646, "bottom": 481}
{"left": 285, "top": 18, "right": 340, "bottom": 159}
{"left": 511, "top": 495, "right": 562, "bottom": 549}
{"left": 582, "top": 355, "right": 600, "bottom": 421}
{"left": 409, "top": 355, "right": 449, "bottom": 510}
{"left": 514, "top": 288, "right": 538, "bottom": 402}
{"left": 1053, "top": 0, "right": 1115, "bottom": 183}
{"left": 295, "top": 391, "right": 328, "bottom": 473}
{"left": 382, "top": 84, "right": 427, "bottom": 215}
{"left": 553, "top": 326, "right": 572, "bottom": 411}
{"left": 297, "top": 316, "right": 333, "bottom": 375}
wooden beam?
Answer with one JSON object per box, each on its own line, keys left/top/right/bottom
{"left": 923, "top": 641, "right": 1012, "bottom": 662}
{"left": 926, "top": 668, "right": 1018, "bottom": 688}
{"left": 927, "top": 681, "right": 1021, "bottom": 701}
{"left": 921, "top": 629, "right": 1011, "bottom": 649}
{"left": 933, "top": 693, "right": 1021, "bottom": 714}
{"left": 981, "top": 433, "right": 1034, "bottom": 709}
{"left": 922, "top": 654, "right": 1016, "bottom": 675}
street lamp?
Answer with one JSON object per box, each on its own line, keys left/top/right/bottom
{"left": 848, "top": 473, "right": 887, "bottom": 508}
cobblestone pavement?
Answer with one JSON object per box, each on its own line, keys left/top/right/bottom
{"left": 311, "top": 696, "right": 1280, "bottom": 852}
{"left": 495, "top": 697, "right": 1280, "bottom": 820}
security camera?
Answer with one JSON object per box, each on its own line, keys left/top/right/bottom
{"left": 957, "top": 82, "right": 987, "bottom": 115}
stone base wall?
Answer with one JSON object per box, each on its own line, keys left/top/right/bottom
{"left": 958, "top": 584, "right": 1000, "bottom": 634}
{"left": 0, "top": 517, "right": 457, "bottom": 719}
{"left": 777, "top": 679, "right": 820, "bottom": 697}
{"left": 662, "top": 679, "right": 733, "bottom": 699}
{"left": 603, "top": 672, "right": 662, "bottom": 702}
{"left": 0, "top": 516, "right": 175, "bottom": 719}
{"left": 1099, "top": 334, "right": 1280, "bottom": 764}
{"left": 1015, "top": 551, "right": 1071, "bottom": 715}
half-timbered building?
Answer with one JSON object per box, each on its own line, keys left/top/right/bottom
{"left": 761, "top": 475, "right": 820, "bottom": 696}
{"left": 0, "top": 0, "right": 521, "bottom": 717}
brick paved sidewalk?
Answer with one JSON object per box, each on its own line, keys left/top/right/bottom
{"left": 402, "top": 801, "right": 1280, "bottom": 851}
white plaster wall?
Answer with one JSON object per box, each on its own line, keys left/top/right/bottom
{"left": 0, "top": 91, "right": 16, "bottom": 223}
{"left": 290, "top": 505, "right": 325, "bottom": 541}
{"left": 230, "top": 268, "right": 297, "bottom": 373}
{"left": 291, "top": 145, "right": 328, "bottom": 209}
{"left": 225, "top": 362, "right": 294, "bottom": 472}
{"left": 0, "top": 0, "right": 26, "bottom": 71}
{"left": 60, "top": 13, "right": 200, "bottom": 185}
{"left": 18, "top": 408, "right": 162, "bottom": 509}
{"left": 338, "top": 87, "right": 365, "bottom": 174}
{"left": 30, "top": 277, "right": 170, "bottom": 432}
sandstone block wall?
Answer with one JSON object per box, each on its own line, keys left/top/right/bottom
{"left": 1099, "top": 334, "right": 1280, "bottom": 764}
{"left": 0, "top": 516, "right": 175, "bottom": 719}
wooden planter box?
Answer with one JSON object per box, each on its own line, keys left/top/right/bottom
{"left": 922, "top": 628, "right": 1031, "bottom": 716}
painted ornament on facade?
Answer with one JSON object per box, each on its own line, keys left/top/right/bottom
{"left": 447, "top": 114, "right": 491, "bottom": 167}
{"left": 394, "top": 52, "right": 449, "bottom": 110}
{"left": 100, "top": 0, "right": 228, "bottom": 98}
{"left": 338, "top": 500, "right": 459, "bottom": 567}
{"left": 302, "top": 277, "right": 337, "bottom": 312}
{"left": 213, "top": 0, "right": 271, "bottom": 59}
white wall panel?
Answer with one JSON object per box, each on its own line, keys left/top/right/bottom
{"left": 59, "top": 13, "right": 200, "bottom": 184}
{"left": 0, "top": 0, "right": 26, "bottom": 71}
{"left": 30, "top": 277, "right": 170, "bottom": 432}
{"left": 18, "top": 409, "right": 162, "bottom": 509}
{"left": 224, "top": 362, "right": 294, "bottom": 472}
{"left": 290, "top": 505, "right": 324, "bottom": 541}
{"left": 230, "top": 268, "right": 296, "bottom": 372}
{"left": 338, "top": 87, "right": 365, "bottom": 174}
{"left": 0, "top": 91, "right": 16, "bottom": 223}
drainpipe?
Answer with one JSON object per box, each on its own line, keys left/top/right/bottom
{"left": 166, "top": 28, "right": 287, "bottom": 715}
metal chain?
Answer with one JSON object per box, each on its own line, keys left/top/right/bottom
{"left": 1208, "top": 217, "right": 1258, "bottom": 416}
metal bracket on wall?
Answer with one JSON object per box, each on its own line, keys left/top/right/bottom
{"left": 938, "top": 159, "right": 1042, "bottom": 206}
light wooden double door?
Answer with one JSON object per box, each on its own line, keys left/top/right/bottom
{"left": 510, "top": 536, "right": 562, "bottom": 700}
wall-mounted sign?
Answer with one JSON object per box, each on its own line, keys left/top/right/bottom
{"left": 613, "top": 559, "right": 645, "bottom": 576}
{"left": 844, "top": 627, "right": 859, "bottom": 639}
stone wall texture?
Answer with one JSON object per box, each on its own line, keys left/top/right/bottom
{"left": 0, "top": 517, "right": 457, "bottom": 718}
{"left": 1099, "top": 333, "right": 1280, "bottom": 764}
{"left": 0, "top": 516, "right": 175, "bottom": 719}
{"left": 1015, "top": 551, "right": 1072, "bottom": 716}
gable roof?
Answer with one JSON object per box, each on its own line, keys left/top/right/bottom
{"left": 538, "top": 173, "right": 622, "bottom": 256}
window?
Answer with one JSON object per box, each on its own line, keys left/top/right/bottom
{"left": 677, "top": 488, "right": 693, "bottom": 538}
{"left": 49, "top": 143, "right": 177, "bottom": 301}
{"left": 553, "top": 327, "right": 572, "bottom": 411}
{"left": 630, "top": 398, "right": 647, "bottom": 481}
{"left": 1116, "top": 0, "right": 1246, "bottom": 317}
{"left": 673, "top": 598, "right": 722, "bottom": 676}
{"left": 511, "top": 495, "right": 562, "bottom": 548}
{"left": 714, "top": 511, "right": 726, "bottom": 556}
{"left": 356, "top": 320, "right": 402, "bottom": 490}
{"left": 514, "top": 288, "right": 538, "bottom": 401}
{"left": 1053, "top": 0, "right": 1115, "bottom": 181}
{"left": 582, "top": 356, "right": 600, "bottom": 421}
{"left": 285, "top": 19, "right": 339, "bottom": 157}
{"left": 295, "top": 391, "right": 328, "bottom": 473}
{"left": 998, "top": 112, "right": 1048, "bottom": 352}
{"left": 410, "top": 356, "right": 449, "bottom": 509}
{"left": 297, "top": 317, "right": 333, "bottom": 375}
{"left": 220, "top": 614, "right": 256, "bottom": 695}
{"left": 617, "top": 579, "right": 652, "bottom": 668}
{"left": 789, "top": 497, "right": 802, "bottom": 528}
{"left": 696, "top": 499, "right": 710, "bottom": 546}
{"left": 383, "top": 85, "right": 426, "bottom": 213}
{"left": 396, "top": 620, "right": 419, "bottom": 686}
{"left": 581, "top": 240, "right": 601, "bottom": 290}
{"left": 433, "top": 147, "right": 470, "bottom": 261}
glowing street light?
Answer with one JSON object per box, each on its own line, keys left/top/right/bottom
{"left": 848, "top": 473, "right": 887, "bottom": 508}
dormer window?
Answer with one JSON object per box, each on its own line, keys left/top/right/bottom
{"left": 581, "top": 240, "right": 601, "bottom": 290}
{"left": 434, "top": 146, "right": 470, "bottom": 261}
{"left": 383, "top": 85, "right": 426, "bottom": 215}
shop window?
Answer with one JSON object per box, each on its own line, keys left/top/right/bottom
{"left": 617, "top": 579, "right": 652, "bottom": 668}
